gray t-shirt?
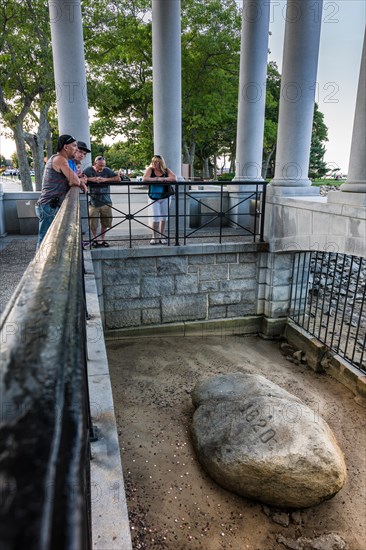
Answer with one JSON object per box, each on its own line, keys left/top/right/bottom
{"left": 38, "top": 155, "right": 70, "bottom": 206}
{"left": 84, "top": 166, "right": 117, "bottom": 207}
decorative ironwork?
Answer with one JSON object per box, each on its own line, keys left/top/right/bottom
{"left": 290, "top": 251, "right": 366, "bottom": 373}
{"left": 84, "top": 180, "right": 266, "bottom": 247}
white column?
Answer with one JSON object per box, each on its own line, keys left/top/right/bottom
{"left": 152, "top": 0, "right": 182, "bottom": 179}
{"left": 340, "top": 29, "right": 366, "bottom": 195}
{"left": 268, "top": 0, "right": 323, "bottom": 196}
{"left": 48, "top": 1, "right": 91, "bottom": 155}
{"left": 233, "top": 0, "right": 270, "bottom": 184}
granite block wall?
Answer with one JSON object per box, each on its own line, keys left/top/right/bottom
{"left": 93, "top": 244, "right": 271, "bottom": 330}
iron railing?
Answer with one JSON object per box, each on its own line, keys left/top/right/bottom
{"left": 0, "top": 187, "right": 92, "bottom": 549}
{"left": 289, "top": 251, "right": 366, "bottom": 373}
{"left": 83, "top": 180, "right": 266, "bottom": 247}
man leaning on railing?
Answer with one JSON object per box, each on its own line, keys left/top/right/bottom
{"left": 84, "top": 156, "right": 121, "bottom": 248}
{"left": 35, "top": 134, "right": 88, "bottom": 249}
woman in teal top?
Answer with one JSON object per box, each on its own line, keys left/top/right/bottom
{"left": 142, "top": 155, "right": 177, "bottom": 245}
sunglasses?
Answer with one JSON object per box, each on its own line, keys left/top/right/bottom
{"left": 65, "top": 136, "right": 76, "bottom": 144}
{"left": 95, "top": 156, "right": 105, "bottom": 161}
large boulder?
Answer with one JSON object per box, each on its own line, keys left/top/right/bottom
{"left": 191, "top": 373, "right": 347, "bottom": 508}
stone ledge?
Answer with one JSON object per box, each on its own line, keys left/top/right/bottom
{"left": 84, "top": 251, "right": 133, "bottom": 550}
{"left": 105, "top": 315, "right": 264, "bottom": 340}
{"left": 91, "top": 241, "right": 268, "bottom": 259}
{"left": 285, "top": 321, "right": 366, "bottom": 407}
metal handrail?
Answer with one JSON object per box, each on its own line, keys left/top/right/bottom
{"left": 84, "top": 180, "right": 267, "bottom": 247}
{"left": 0, "top": 187, "right": 91, "bottom": 549}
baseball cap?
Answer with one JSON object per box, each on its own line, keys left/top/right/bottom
{"left": 77, "top": 141, "right": 91, "bottom": 153}
{"left": 57, "top": 134, "right": 76, "bottom": 152}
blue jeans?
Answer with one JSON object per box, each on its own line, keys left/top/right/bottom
{"left": 35, "top": 202, "right": 59, "bottom": 248}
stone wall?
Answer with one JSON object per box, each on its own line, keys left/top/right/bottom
{"left": 264, "top": 195, "right": 366, "bottom": 258}
{"left": 90, "top": 243, "right": 296, "bottom": 332}
{"left": 1, "top": 191, "right": 40, "bottom": 234}
{"left": 0, "top": 190, "right": 88, "bottom": 235}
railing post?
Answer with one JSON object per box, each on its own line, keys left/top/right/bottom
{"left": 175, "top": 182, "right": 180, "bottom": 246}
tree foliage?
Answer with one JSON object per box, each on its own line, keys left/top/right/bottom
{"left": 0, "top": 0, "right": 55, "bottom": 189}
{"left": 82, "top": 0, "right": 153, "bottom": 164}
{"left": 0, "top": 0, "right": 329, "bottom": 186}
{"left": 309, "top": 105, "right": 328, "bottom": 178}
{"left": 262, "top": 61, "right": 281, "bottom": 178}
{"left": 180, "top": 0, "right": 241, "bottom": 176}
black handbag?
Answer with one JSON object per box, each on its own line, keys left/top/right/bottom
{"left": 164, "top": 184, "right": 175, "bottom": 198}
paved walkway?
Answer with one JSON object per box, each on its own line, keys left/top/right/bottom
{"left": 0, "top": 235, "right": 37, "bottom": 315}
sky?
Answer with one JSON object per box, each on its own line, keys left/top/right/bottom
{"left": 1, "top": 1, "right": 365, "bottom": 173}
{"left": 267, "top": 0, "right": 365, "bottom": 174}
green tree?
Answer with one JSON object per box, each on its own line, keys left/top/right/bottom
{"left": 0, "top": 0, "right": 54, "bottom": 190}
{"left": 10, "top": 151, "right": 18, "bottom": 168}
{"left": 309, "top": 105, "right": 328, "bottom": 178}
{"left": 83, "top": 0, "right": 153, "bottom": 163}
{"left": 0, "top": 0, "right": 330, "bottom": 191}
{"left": 262, "top": 61, "right": 281, "bottom": 178}
{"left": 83, "top": 0, "right": 241, "bottom": 177}
{"left": 103, "top": 140, "right": 147, "bottom": 173}
{"left": 180, "top": 0, "right": 241, "bottom": 177}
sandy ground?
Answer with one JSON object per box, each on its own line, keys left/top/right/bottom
{"left": 107, "top": 334, "right": 366, "bottom": 550}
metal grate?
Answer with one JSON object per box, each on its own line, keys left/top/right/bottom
{"left": 289, "top": 251, "right": 366, "bottom": 373}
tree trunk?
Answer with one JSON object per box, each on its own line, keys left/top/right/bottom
{"left": 24, "top": 107, "right": 51, "bottom": 190}
{"left": 24, "top": 134, "right": 42, "bottom": 191}
{"left": 46, "top": 129, "right": 53, "bottom": 160}
{"left": 203, "top": 157, "right": 209, "bottom": 179}
{"left": 262, "top": 145, "right": 276, "bottom": 179}
{"left": 183, "top": 141, "right": 195, "bottom": 180}
{"left": 13, "top": 124, "right": 33, "bottom": 191}
{"left": 229, "top": 143, "right": 236, "bottom": 173}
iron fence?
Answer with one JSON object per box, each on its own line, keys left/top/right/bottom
{"left": 289, "top": 251, "right": 366, "bottom": 373}
{"left": 83, "top": 180, "right": 266, "bottom": 247}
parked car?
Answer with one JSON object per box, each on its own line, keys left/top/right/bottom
{"left": 4, "top": 169, "right": 20, "bottom": 176}
{"left": 2, "top": 169, "right": 19, "bottom": 176}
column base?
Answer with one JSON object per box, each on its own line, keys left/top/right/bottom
{"left": 327, "top": 190, "right": 366, "bottom": 207}
{"left": 340, "top": 181, "right": 366, "bottom": 193}
{"left": 266, "top": 184, "right": 320, "bottom": 197}
{"left": 231, "top": 177, "right": 264, "bottom": 181}
{"left": 228, "top": 178, "right": 264, "bottom": 192}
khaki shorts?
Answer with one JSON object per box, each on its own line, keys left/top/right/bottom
{"left": 89, "top": 204, "right": 112, "bottom": 233}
